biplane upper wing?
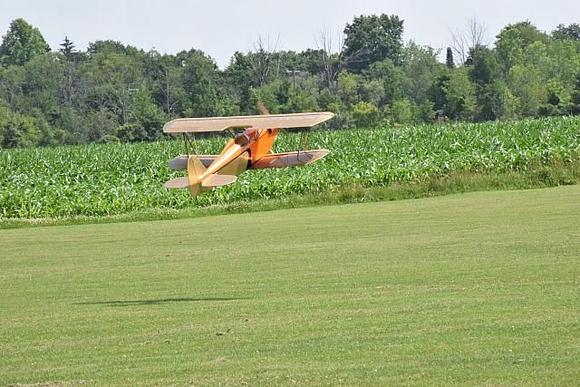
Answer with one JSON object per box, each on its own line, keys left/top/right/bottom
{"left": 163, "top": 112, "right": 334, "bottom": 134}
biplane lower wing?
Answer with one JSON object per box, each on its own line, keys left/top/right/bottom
{"left": 169, "top": 149, "right": 329, "bottom": 172}
{"left": 169, "top": 155, "right": 216, "bottom": 170}
{"left": 250, "top": 150, "right": 329, "bottom": 169}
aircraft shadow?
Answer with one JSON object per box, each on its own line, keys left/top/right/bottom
{"left": 75, "top": 297, "right": 247, "bottom": 307}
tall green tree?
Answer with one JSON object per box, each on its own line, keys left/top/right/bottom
{"left": 179, "top": 49, "right": 235, "bottom": 117}
{"left": 365, "top": 59, "right": 405, "bottom": 106}
{"left": 83, "top": 47, "right": 142, "bottom": 126}
{"left": 0, "top": 19, "right": 50, "bottom": 66}
{"left": 143, "top": 50, "right": 187, "bottom": 118}
{"left": 225, "top": 51, "right": 257, "bottom": 114}
{"left": 343, "top": 14, "right": 404, "bottom": 72}
{"left": 400, "top": 43, "right": 440, "bottom": 120}
{"left": 469, "top": 45, "right": 506, "bottom": 121}
{"left": 495, "top": 21, "right": 549, "bottom": 72}
{"left": 0, "top": 110, "right": 40, "bottom": 147}
{"left": 0, "top": 64, "right": 25, "bottom": 109}
{"left": 443, "top": 67, "right": 477, "bottom": 120}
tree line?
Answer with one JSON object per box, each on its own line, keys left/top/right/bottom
{"left": 0, "top": 15, "right": 578, "bottom": 147}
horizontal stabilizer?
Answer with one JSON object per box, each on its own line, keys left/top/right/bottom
{"left": 201, "top": 174, "right": 238, "bottom": 188}
{"left": 164, "top": 177, "right": 189, "bottom": 189}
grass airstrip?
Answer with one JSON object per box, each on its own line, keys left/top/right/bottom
{"left": 1, "top": 185, "right": 579, "bottom": 384}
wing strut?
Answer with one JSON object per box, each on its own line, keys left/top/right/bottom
{"left": 182, "top": 133, "right": 199, "bottom": 155}
{"left": 296, "top": 130, "right": 311, "bottom": 163}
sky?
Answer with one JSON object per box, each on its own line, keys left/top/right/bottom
{"left": 0, "top": 0, "right": 578, "bottom": 68}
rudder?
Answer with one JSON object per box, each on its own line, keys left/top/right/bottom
{"left": 187, "top": 155, "right": 207, "bottom": 196}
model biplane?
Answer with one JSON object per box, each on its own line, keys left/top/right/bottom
{"left": 163, "top": 112, "right": 334, "bottom": 197}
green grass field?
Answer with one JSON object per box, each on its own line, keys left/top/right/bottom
{"left": 1, "top": 186, "right": 579, "bottom": 385}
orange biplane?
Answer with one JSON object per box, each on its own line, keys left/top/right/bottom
{"left": 163, "top": 112, "right": 334, "bottom": 197}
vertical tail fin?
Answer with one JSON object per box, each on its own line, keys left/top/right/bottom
{"left": 187, "top": 155, "right": 207, "bottom": 197}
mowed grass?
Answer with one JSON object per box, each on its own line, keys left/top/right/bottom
{"left": 1, "top": 186, "right": 579, "bottom": 385}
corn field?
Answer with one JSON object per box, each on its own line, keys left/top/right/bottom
{"left": 1, "top": 116, "right": 579, "bottom": 219}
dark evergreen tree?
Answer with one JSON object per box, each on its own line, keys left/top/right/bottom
{"left": 552, "top": 23, "right": 580, "bottom": 41}
{"left": 446, "top": 47, "right": 455, "bottom": 68}
{"left": 59, "top": 36, "right": 76, "bottom": 59}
